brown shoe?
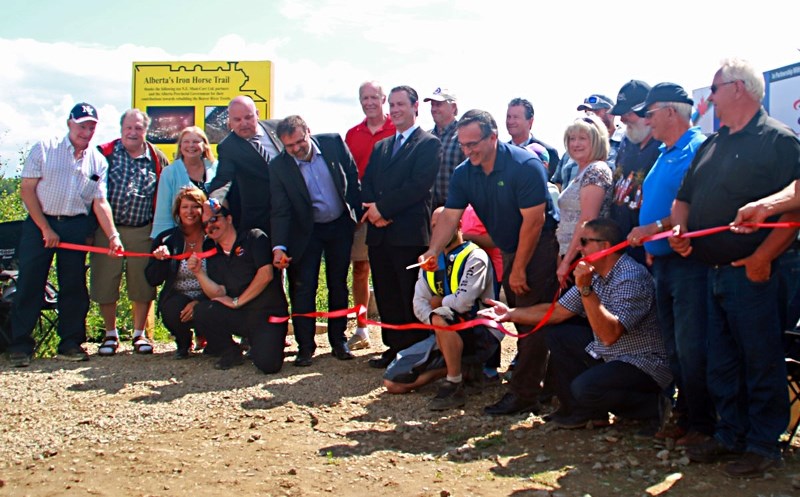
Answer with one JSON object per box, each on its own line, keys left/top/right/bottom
{"left": 654, "top": 424, "right": 686, "bottom": 440}
{"left": 724, "top": 452, "right": 783, "bottom": 478}
{"left": 676, "top": 431, "right": 711, "bottom": 447}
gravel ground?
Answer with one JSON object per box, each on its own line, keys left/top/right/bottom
{"left": 1, "top": 325, "right": 800, "bottom": 497}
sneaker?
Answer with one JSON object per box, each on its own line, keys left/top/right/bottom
{"left": 723, "top": 452, "right": 783, "bottom": 478}
{"left": 58, "top": 347, "right": 89, "bottom": 362}
{"left": 428, "top": 380, "right": 466, "bottom": 411}
{"left": 346, "top": 334, "right": 371, "bottom": 351}
{"left": 8, "top": 351, "right": 31, "bottom": 368}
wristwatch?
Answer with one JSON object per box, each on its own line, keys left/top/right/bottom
{"left": 655, "top": 219, "right": 664, "bottom": 232}
{"left": 579, "top": 285, "right": 592, "bottom": 297}
{"left": 232, "top": 297, "right": 239, "bottom": 308}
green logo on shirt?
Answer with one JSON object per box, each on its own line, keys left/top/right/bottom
{"left": 497, "top": 180, "right": 505, "bottom": 187}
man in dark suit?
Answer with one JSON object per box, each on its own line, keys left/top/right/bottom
{"left": 208, "top": 95, "right": 283, "bottom": 233}
{"left": 361, "top": 85, "right": 442, "bottom": 368}
{"left": 270, "top": 115, "right": 361, "bottom": 367}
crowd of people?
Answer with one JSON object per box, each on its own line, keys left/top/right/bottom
{"left": 5, "top": 57, "right": 800, "bottom": 479}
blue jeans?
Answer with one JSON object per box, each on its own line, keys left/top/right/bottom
{"left": 652, "top": 255, "right": 715, "bottom": 435}
{"left": 778, "top": 247, "right": 800, "bottom": 331}
{"left": 546, "top": 323, "right": 661, "bottom": 420}
{"left": 10, "top": 215, "right": 92, "bottom": 355}
{"left": 706, "top": 264, "right": 788, "bottom": 460}
{"left": 287, "top": 215, "right": 354, "bottom": 354}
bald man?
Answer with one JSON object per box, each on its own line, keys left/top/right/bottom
{"left": 208, "top": 96, "right": 283, "bottom": 233}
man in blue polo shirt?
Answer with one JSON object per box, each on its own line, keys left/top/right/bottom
{"left": 627, "top": 83, "right": 710, "bottom": 447}
{"left": 419, "top": 109, "right": 559, "bottom": 415}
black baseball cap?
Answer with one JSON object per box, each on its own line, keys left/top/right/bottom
{"left": 610, "top": 80, "right": 651, "bottom": 115}
{"left": 68, "top": 102, "right": 99, "bottom": 123}
{"left": 632, "top": 83, "right": 694, "bottom": 115}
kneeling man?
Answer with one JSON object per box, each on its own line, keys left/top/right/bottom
{"left": 481, "top": 218, "right": 671, "bottom": 427}
{"left": 384, "top": 207, "right": 500, "bottom": 411}
{"left": 189, "top": 200, "right": 289, "bottom": 373}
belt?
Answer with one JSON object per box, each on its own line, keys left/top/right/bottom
{"left": 44, "top": 214, "right": 87, "bottom": 221}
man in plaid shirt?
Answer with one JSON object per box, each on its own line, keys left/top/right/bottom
{"left": 424, "top": 87, "right": 464, "bottom": 208}
{"left": 480, "top": 218, "right": 671, "bottom": 429}
{"left": 91, "top": 108, "right": 169, "bottom": 357}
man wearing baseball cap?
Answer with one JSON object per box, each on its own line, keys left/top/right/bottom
{"left": 607, "top": 80, "right": 662, "bottom": 265}
{"left": 628, "top": 82, "right": 711, "bottom": 446}
{"left": 424, "top": 88, "right": 464, "bottom": 208}
{"left": 7, "top": 103, "right": 123, "bottom": 367}
{"left": 577, "top": 93, "right": 623, "bottom": 170}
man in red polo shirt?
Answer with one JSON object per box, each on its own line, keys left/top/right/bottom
{"left": 344, "top": 81, "right": 396, "bottom": 350}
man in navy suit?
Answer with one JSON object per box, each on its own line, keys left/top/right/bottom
{"left": 361, "top": 85, "right": 442, "bottom": 368}
{"left": 270, "top": 115, "right": 362, "bottom": 367}
{"left": 209, "top": 95, "right": 283, "bottom": 233}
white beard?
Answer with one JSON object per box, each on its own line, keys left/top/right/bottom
{"left": 625, "top": 121, "right": 651, "bottom": 144}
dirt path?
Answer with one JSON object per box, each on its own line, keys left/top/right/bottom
{"left": 1, "top": 329, "right": 799, "bottom": 497}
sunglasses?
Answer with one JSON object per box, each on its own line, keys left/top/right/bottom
{"left": 203, "top": 215, "right": 223, "bottom": 227}
{"left": 580, "top": 237, "right": 606, "bottom": 247}
{"left": 584, "top": 96, "right": 606, "bottom": 105}
{"left": 710, "top": 80, "right": 737, "bottom": 94}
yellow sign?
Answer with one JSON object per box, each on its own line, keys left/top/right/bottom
{"left": 132, "top": 61, "right": 273, "bottom": 158}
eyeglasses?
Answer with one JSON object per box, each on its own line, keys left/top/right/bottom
{"left": 459, "top": 135, "right": 489, "bottom": 151}
{"left": 710, "top": 80, "right": 737, "bottom": 94}
{"left": 645, "top": 105, "right": 670, "bottom": 118}
{"left": 580, "top": 237, "right": 606, "bottom": 247}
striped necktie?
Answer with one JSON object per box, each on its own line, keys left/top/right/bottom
{"left": 249, "top": 136, "right": 271, "bottom": 163}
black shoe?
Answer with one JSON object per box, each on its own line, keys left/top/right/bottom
{"left": 174, "top": 347, "right": 190, "bottom": 360}
{"left": 724, "top": 452, "right": 783, "bottom": 478}
{"left": 368, "top": 353, "right": 394, "bottom": 369}
{"left": 542, "top": 408, "right": 572, "bottom": 422}
{"left": 58, "top": 347, "right": 89, "bottom": 362}
{"left": 8, "top": 352, "right": 31, "bottom": 368}
{"left": 483, "top": 392, "right": 541, "bottom": 416}
{"left": 332, "top": 343, "right": 354, "bottom": 361}
{"left": 215, "top": 349, "right": 245, "bottom": 370}
{"left": 687, "top": 437, "right": 742, "bottom": 463}
{"left": 429, "top": 381, "right": 466, "bottom": 411}
{"left": 294, "top": 351, "right": 313, "bottom": 367}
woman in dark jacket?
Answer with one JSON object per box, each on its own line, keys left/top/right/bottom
{"left": 145, "top": 186, "right": 213, "bottom": 358}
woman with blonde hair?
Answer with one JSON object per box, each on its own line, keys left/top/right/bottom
{"left": 145, "top": 186, "right": 213, "bottom": 358}
{"left": 556, "top": 115, "right": 613, "bottom": 287}
{"left": 151, "top": 126, "right": 217, "bottom": 237}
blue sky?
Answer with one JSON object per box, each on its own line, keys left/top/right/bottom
{"left": 2, "top": 0, "right": 799, "bottom": 175}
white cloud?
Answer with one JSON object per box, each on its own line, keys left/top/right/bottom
{"left": 2, "top": 1, "right": 799, "bottom": 175}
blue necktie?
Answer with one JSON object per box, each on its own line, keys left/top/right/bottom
{"left": 391, "top": 134, "right": 404, "bottom": 158}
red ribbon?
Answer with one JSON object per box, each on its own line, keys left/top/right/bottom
{"left": 269, "top": 221, "right": 800, "bottom": 339}
{"left": 55, "top": 242, "right": 217, "bottom": 260}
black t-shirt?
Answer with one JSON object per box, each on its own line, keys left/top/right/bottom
{"left": 207, "top": 228, "right": 288, "bottom": 313}
{"left": 676, "top": 108, "right": 800, "bottom": 265}
{"left": 610, "top": 136, "right": 662, "bottom": 236}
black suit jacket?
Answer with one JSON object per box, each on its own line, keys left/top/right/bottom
{"left": 269, "top": 134, "right": 361, "bottom": 261}
{"left": 361, "top": 127, "right": 441, "bottom": 246}
{"left": 209, "top": 119, "right": 283, "bottom": 233}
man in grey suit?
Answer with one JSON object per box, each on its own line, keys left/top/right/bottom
{"left": 209, "top": 96, "right": 283, "bottom": 233}
{"left": 270, "top": 115, "right": 362, "bottom": 367}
